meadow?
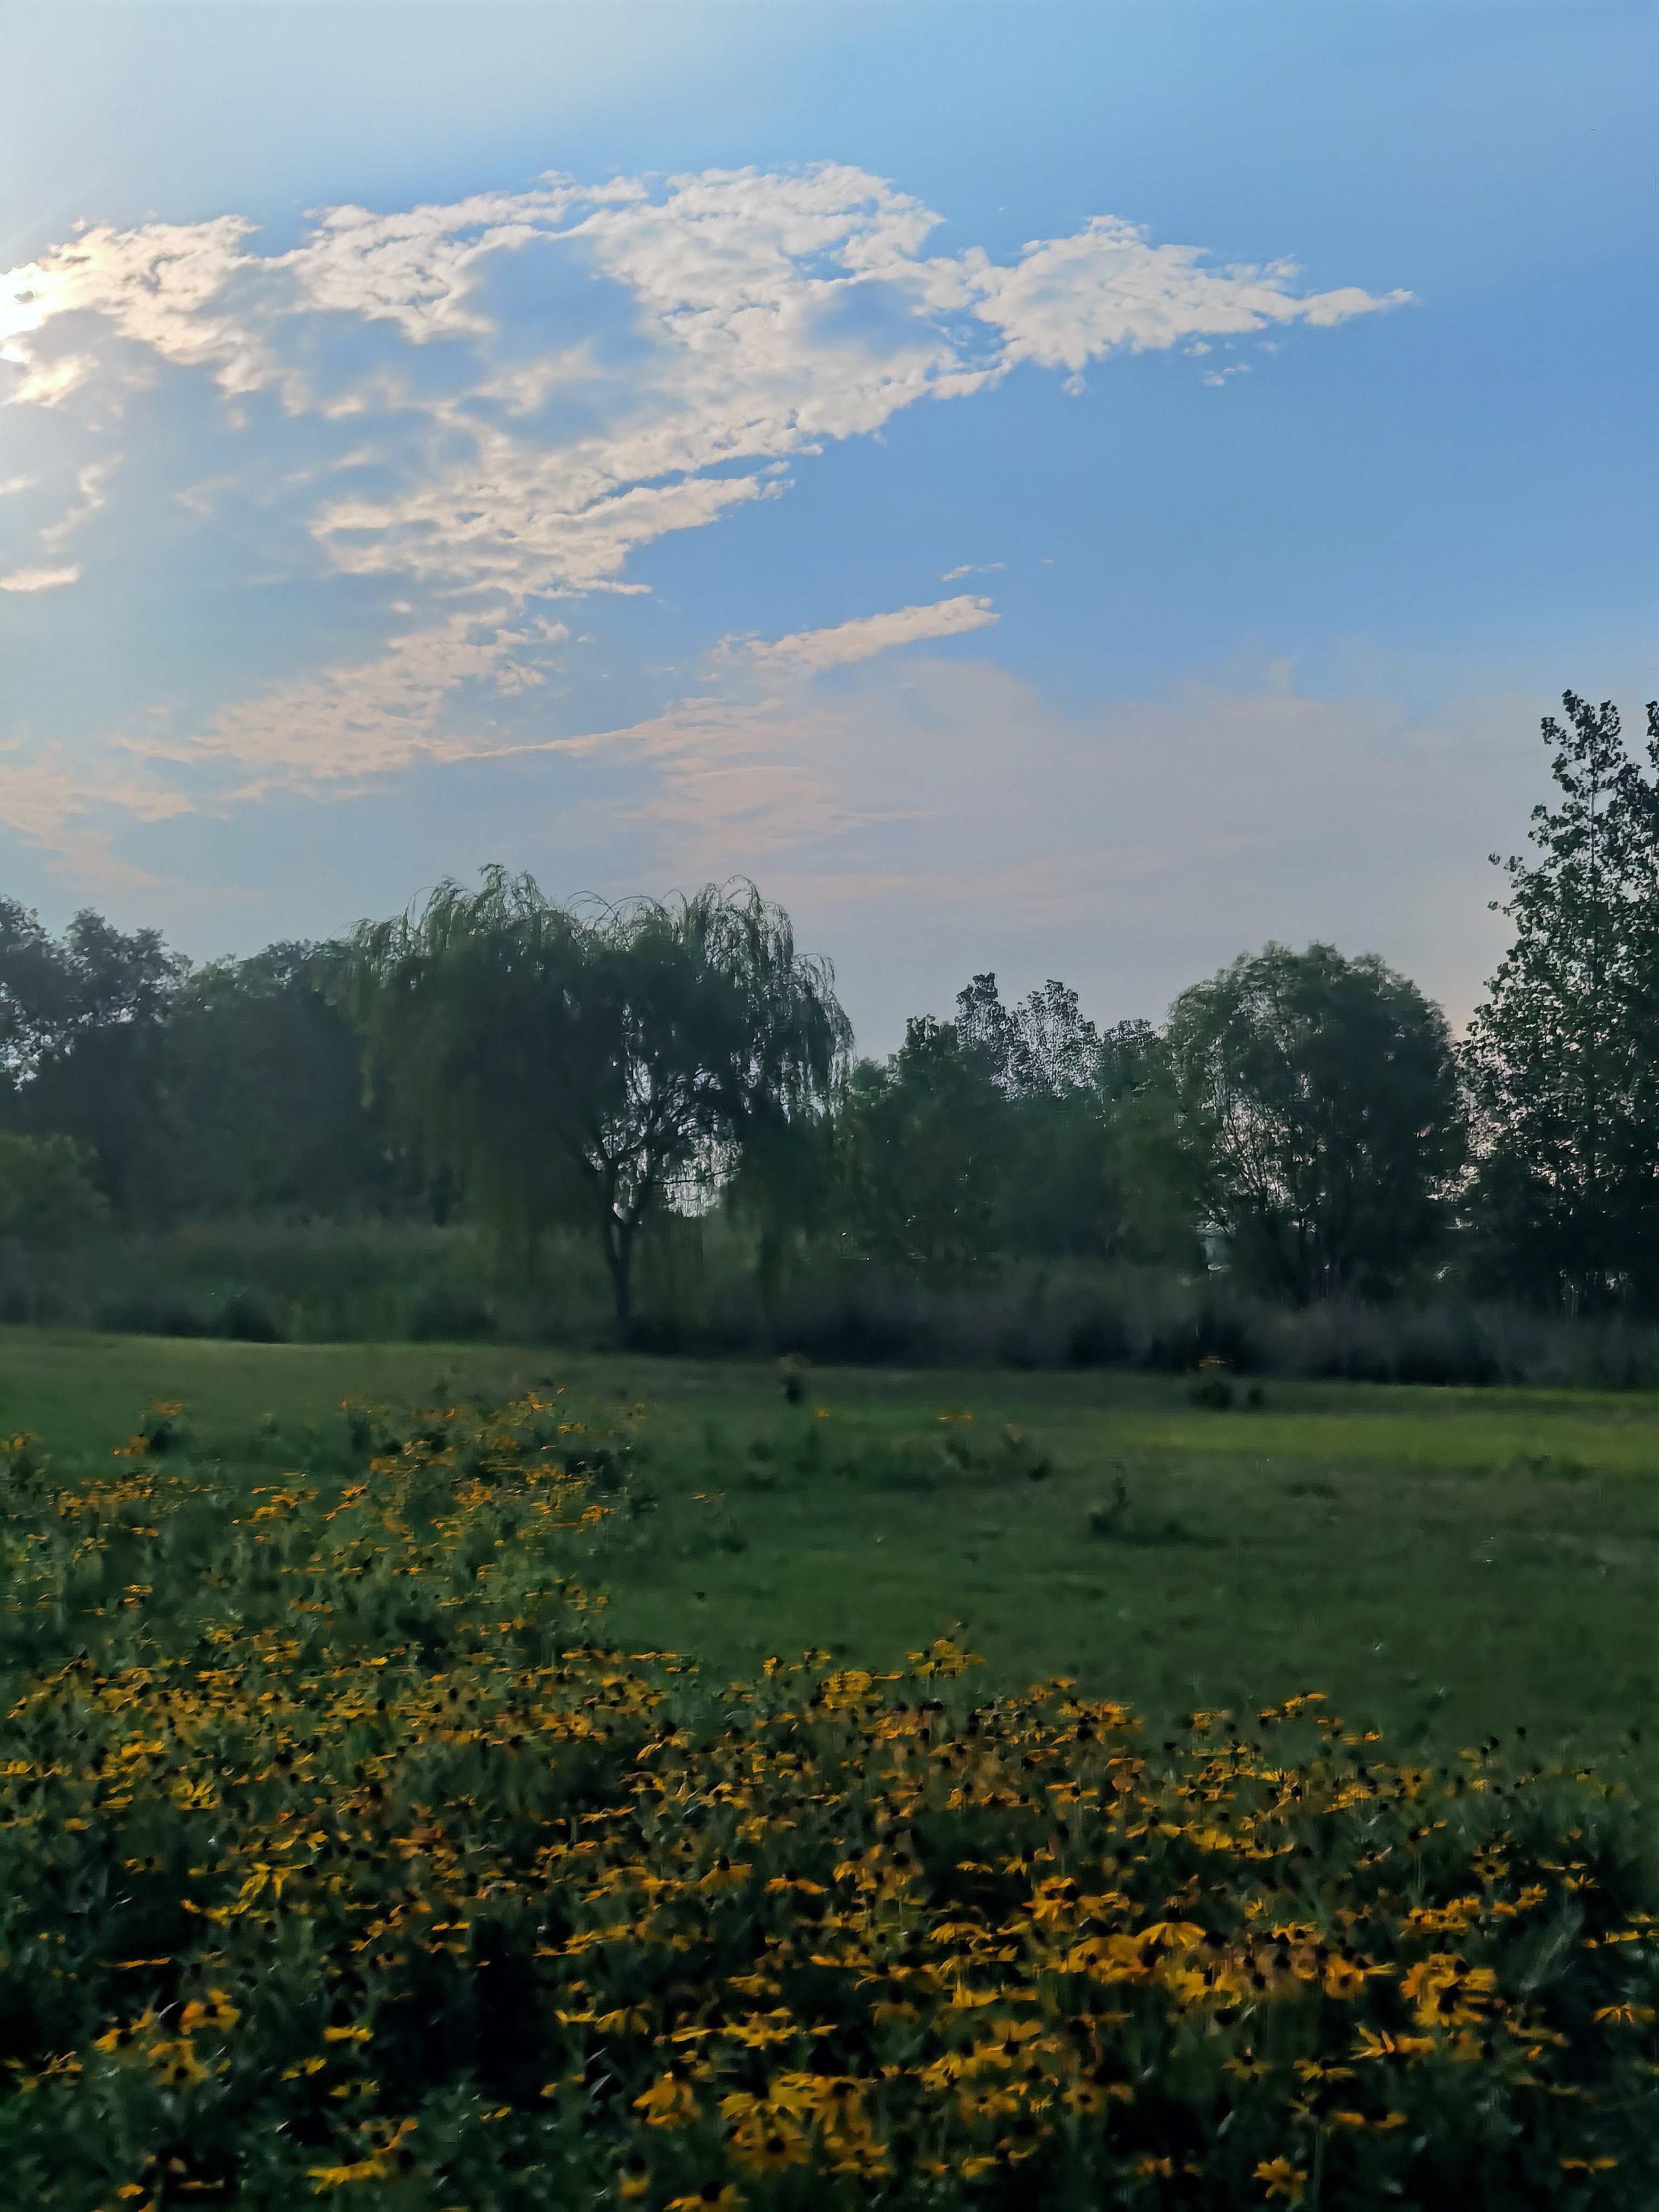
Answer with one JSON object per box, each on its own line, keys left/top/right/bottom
{"left": 5, "top": 1330, "right": 1658, "bottom": 1773}
{"left": 3, "top": 1330, "right": 1659, "bottom": 2208}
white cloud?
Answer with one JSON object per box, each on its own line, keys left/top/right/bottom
{"left": 0, "top": 215, "right": 266, "bottom": 393}
{"left": 1, "top": 166, "right": 1406, "bottom": 613}
{"left": 0, "top": 744, "right": 191, "bottom": 892}
{"left": 131, "top": 611, "right": 569, "bottom": 799}
{"left": 972, "top": 219, "right": 1408, "bottom": 373}
{"left": 940, "top": 561, "right": 1003, "bottom": 582}
{"left": 734, "top": 594, "right": 997, "bottom": 676}
{"left": 0, "top": 564, "right": 79, "bottom": 592}
{"left": 41, "top": 460, "right": 114, "bottom": 551}
{"left": 0, "top": 165, "right": 1408, "bottom": 839}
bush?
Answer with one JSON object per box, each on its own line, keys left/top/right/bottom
{"left": 409, "top": 1284, "right": 495, "bottom": 1342}
{"left": 0, "top": 1132, "right": 107, "bottom": 1252}
{"left": 221, "top": 1289, "right": 286, "bottom": 1343}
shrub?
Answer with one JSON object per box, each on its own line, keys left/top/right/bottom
{"left": 221, "top": 1289, "right": 286, "bottom": 1343}
{"left": 408, "top": 1284, "right": 495, "bottom": 1342}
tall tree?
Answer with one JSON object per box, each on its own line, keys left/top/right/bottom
{"left": 159, "top": 942, "right": 404, "bottom": 1219}
{"left": 0, "top": 1134, "right": 108, "bottom": 1252}
{"left": 839, "top": 1015, "right": 1014, "bottom": 1283}
{"left": 956, "top": 973, "right": 1102, "bottom": 1097}
{"left": 0, "top": 900, "right": 186, "bottom": 1216}
{"left": 1165, "top": 942, "right": 1465, "bottom": 1304}
{"left": 350, "top": 871, "right": 850, "bottom": 1337}
{"left": 1465, "top": 694, "right": 1659, "bottom": 1309}
{"left": 952, "top": 975, "right": 1201, "bottom": 1267}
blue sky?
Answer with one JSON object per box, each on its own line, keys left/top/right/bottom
{"left": 1, "top": 2, "right": 1653, "bottom": 1047}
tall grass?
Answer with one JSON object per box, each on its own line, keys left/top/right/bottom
{"left": 21, "top": 1213, "right": 1659, "bottom": 1388}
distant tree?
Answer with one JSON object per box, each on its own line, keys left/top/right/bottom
{"left": 0, "top": 899, "right": 185, "bottom": 1216}
{"left": 159, "top": 942, "right": 405, "bottom": 1219}
{"left": 952, "top": 976, "right": 1202, "bottom": 1267}
{"left": 0, "top": 1133, "right": 108, "bottom": 1252}
{"left": 350, "top": 871, "right": 850, "bottom": 1338}
{"left": 1165, "top": 942, "right": 1465, "bottom": 1304}
{"left": 720, "top": 1104, "right": 842, "bottom": 1317}
{"left": 1466, "top": 693, "right": 1659, "bottom": 1309}
{"left": 839, "top": 1016, "right": 1013, "bottom": 1284}
{"left": 956, "top": 973, "right": 1102, "bottom": 1097}
{"left": 0, "top": 899, "right": 78, "bottom": 1082}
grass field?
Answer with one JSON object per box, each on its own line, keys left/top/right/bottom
{"left": 5, "top": 1326, "right": 1657, "bottom": 1782}
{"left": 7, "top": 1326, "right": 1659, "bottom": 2207}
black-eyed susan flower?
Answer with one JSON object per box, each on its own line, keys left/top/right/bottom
{"left": 1254, "top": 2157, "right": 1307, "bottom": 2202}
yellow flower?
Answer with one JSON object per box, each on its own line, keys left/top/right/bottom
{"left": 1255, "top": 2157, "right": 1308, "bottom": 2204}
{"left": 664, "top": 2190, "right": 744, "bottom": 2212}
{"left": 729, "top": 2121, "right": 807, "bottom": 2175}
{"left": 1225, "top": 2050, "right": 1272, "bottom": 2080}
{"left": 697, "top": 1855, "right": 751, "bottom": 1892}
{"left": 828, "top": 2139, "right": 892, "bottom": 2179}
{"left": 633, "top": 2072, "right": 699, "bottom": 2129}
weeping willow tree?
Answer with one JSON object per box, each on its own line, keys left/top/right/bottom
{"left": 349, "top": 871, "right": 851, "bottom": 1339}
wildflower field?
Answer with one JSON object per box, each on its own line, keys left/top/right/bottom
{"left": 3, "top": 1337, "right": 1659, "bottom": 2207}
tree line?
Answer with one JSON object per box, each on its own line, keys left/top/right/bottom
{"left": 1, "top": 691, "right": 1655, "bottom": 1337}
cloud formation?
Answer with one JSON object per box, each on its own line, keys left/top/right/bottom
{"left": 0, "top": 163, "right": 1406, "bottom": 841}
{"left": 0, "top": 564, "right": 80, "bottom": 594}
{"left": 2, "top": 166, "right": 1402, "bottom": 600}
{"left": 734, "top": 595, "right": 997, "bottom": 676}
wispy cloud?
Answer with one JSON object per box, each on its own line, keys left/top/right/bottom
{"left": 0, "top": 563, "right": 79, "bottom": 592}
{"left": 940, "top": 561, "right": 1004, "bottom": 583}
{"left": 523, "top": 657, "right": 1535, "bottom": 1036}
{"left": 41, "top": 461, "right": 114, "bottom": 552}
{"left": 732, "top": 595, "right": 997, "bottom": 676}
{"left": 131, "top": 611, "right": 571, "bottom": 800}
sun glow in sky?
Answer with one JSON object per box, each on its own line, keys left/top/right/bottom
{"left": 1, "top": 3, "right": 1653, "bottom": 1043}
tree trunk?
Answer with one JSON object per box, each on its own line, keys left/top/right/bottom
{"left": 608, "top": 1221, "right": 635, "bottom": 1345}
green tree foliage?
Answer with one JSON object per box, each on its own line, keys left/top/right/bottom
{"left": 1466, "top": 694, "right": 1659, "bottom": 1310}
{"left": 956, "top": 972, "right": 1103, "bottom": 1096}
{"left": 350, "top": 871, "right": 850, "bottom": 1337}
{"left": 953, "top": 976, "right": 1203, "bottom": 1269}
{"left": 1165, "top": 942, "right": 1465, "bottom": 1304}
{"left": 839, "top": 1015, "right": 1014, "bottom": 1283}
{"left": 0, "top": 1132, "right": 107, "bottom": 1251}
{"left": 0, "top": 899, "right": 185, "bottom": 1216}
{"left": 158, "top": 942, "right": 405, "bottom": 1219}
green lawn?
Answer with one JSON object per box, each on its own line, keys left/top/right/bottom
{"left": 4, "top": 1326, "right": 1658, "bottom": 1780}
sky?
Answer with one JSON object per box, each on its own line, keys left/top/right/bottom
{"left": 0, "top": 2, "right": 1653, "bottom": 1049}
